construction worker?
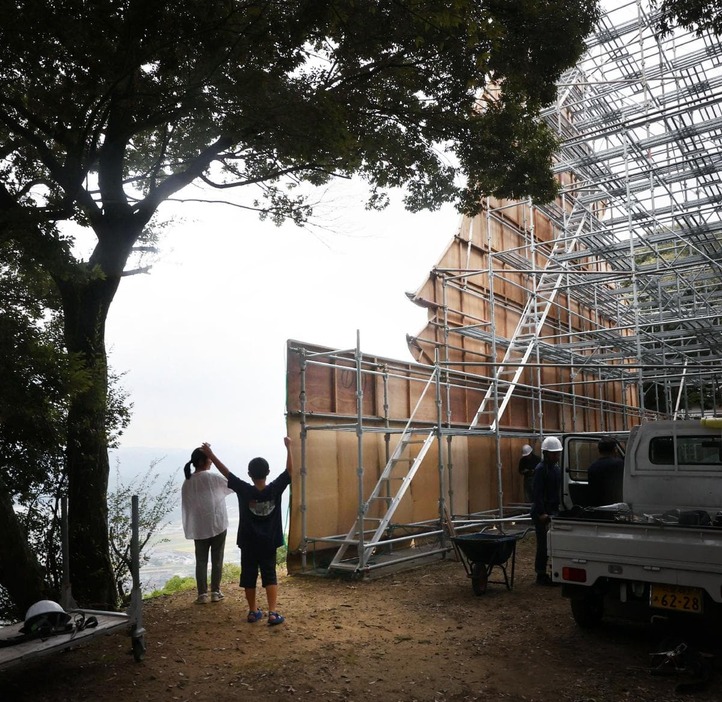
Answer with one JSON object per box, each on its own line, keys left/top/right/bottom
{"left": 531, "top": 436, "right": 562, "bottom": 585}
{"left": 518, "top": 443, "right": 540, "bottom": 502}
{"left": 587, "top": 438, "right": 624, "bottom": 506}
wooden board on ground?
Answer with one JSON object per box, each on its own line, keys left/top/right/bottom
{"left": 0, "top": 610, "right": 132, "bottom": 671}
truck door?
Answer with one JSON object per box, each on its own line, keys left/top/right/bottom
{"left": 560, "top": 434, "right": 627, "bottom": 511}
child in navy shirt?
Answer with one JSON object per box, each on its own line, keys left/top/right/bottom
{"left": 202, "top": 437, "right": 292, "bottom": 625}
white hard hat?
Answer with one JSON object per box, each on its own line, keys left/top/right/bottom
{"left": 22, "top": 600, "right": 71, "bottom": 634}
{"left": 541, "top": 436, "right": 563, "bottom": 452}
{"left": 521, "top": 444, "right": 533, "bottom": 456}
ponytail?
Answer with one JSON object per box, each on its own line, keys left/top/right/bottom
{"left": 185, "top": 447, "right": 208, "bottom": 480}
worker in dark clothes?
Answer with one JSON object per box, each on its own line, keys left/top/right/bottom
{"left": 587, "top": 438, "right": 624, "bottom": 506}
{"left": 518, "top": 443, "right": 540, "bottom": 503}
{"left": 531, "top": 436, "right": 562, "bottom": 585}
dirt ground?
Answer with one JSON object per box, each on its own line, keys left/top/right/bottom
{"left": 2, "top": 537, "right": 720, "bottom": 702}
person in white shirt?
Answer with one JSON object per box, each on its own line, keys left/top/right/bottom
{"left": 181, "top": 447, "right": 234, "bottom": 604}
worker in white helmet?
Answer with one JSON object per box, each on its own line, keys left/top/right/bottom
{"left": 530, "top": 436, "right": 563, "bottom": 585}
{"left": 518, "top": 443, "right": 540, "bottom": 503}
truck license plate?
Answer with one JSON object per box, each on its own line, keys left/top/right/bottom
{"left": 650, "top": 585, "right": 704, "bottom": 614}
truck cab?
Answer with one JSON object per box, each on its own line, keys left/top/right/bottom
{"left": 621, "top": 419, "right": 722, "bottom": 514}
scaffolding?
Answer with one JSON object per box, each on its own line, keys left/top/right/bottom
{"left": 541, "top": 0, "right": 722, "bottom": 414}
{"left": 287, "top": 336, "right": 529, "bottom": 577}
{"left": 286, "top": 1, "right": 722, "bottom": 577}
{"left": 411, "top": 0, "right": 722, "bottom": 426}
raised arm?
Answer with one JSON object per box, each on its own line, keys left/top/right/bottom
{"left": 201, "top": 442, "right": 230, "bottom": 479}
{"left": 284, "top": 436, "right": 292, "bottom": 475}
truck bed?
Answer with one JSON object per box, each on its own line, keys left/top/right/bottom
{"left": 550, "top": 515, "right": 722, "bottom": 603}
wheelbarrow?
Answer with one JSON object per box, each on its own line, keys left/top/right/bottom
{"left": 451, "top": 529, "right": 530, "bottom": 595}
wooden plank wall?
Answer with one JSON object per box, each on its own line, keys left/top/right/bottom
{"left": 286, "top": 343, "right": 538, "bottom": 556}
{"left": 409, "top": 199, "right": 637, "bottom": 435}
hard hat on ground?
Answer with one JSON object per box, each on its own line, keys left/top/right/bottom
{"left": 521, "top": 444, "right": 533, "bottom": 456}
{"left": 21, "top": 600, "right": 72, "bottom": 635}
{"left": 541, "top": 436, "right": 563, "bottom": 452}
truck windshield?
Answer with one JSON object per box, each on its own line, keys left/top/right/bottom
{"left": 566, "top": 438, "right": 601, "bottom": 482}
{"left": 565, "top": 437, "right": 626, "bottom": 481}
{"left": 562, "top": 435, "right": 626, "bottom": 510}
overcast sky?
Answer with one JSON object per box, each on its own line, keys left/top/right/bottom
{"left": 105, "top": 181, "right": 460, "bottom": 476}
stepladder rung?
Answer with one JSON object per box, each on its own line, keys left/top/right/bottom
{"left": 389, "top": 457, "right": 414, "bottom": 465}
{"left": 327, "top": 561, "right": 361, "bottom": 572}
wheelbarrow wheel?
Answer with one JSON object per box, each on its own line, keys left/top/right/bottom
{"left": 471, "top": 562, "right": 488, "bottom": 595}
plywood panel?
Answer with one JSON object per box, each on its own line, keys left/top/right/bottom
{"left": 466, "top": 436, "right": 498, "bottom": 513}
{"left": 388, "top": 441, "right": 435, "bottom": 525}
{"left": 336, "top": 431, "right": 369, "bottom": 527}
{"left": 286, "top": 423, "right": 338, "bottom": 551}
{"left": 447, "top": 437, "right": 470, "bottom": 514}
{"left": 333, "top": 363, "right": 362, "bottom": 416}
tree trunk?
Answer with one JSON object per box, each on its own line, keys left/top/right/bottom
{"left": 59, "top": 274, "right": 121, "bottom": 608}
{"left": 0, "top": 482, "right": 53, "bottom": 618}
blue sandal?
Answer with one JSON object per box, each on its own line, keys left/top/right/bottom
{"left": 267, "top": 611, "right": 285, "bottom": 626}
{"left": 247, "top": 609, "right": 263, "bottom": 623}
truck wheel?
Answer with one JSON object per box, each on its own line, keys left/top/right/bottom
{"left": 471, "top": 563, "right": 488, "bottom": 595}
{"left": 570, "top": 595, "right": 603, "bottom": 628}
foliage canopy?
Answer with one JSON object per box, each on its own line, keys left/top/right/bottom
{"left": 655, "top": 0, "right": 722, "bottom": 35}
{"left": 1, "top": 0, "right": 601, "bottom": 240}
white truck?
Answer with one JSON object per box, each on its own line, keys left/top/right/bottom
{"left": 549, "top": 419, "right": 722, "bottom": 628}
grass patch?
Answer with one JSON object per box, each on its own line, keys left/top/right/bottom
{"left": 147, "top": 574, "right": 195, "bottom": 598}
{"left": 146, "top": 547, "right": 288, "bottom": 598}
